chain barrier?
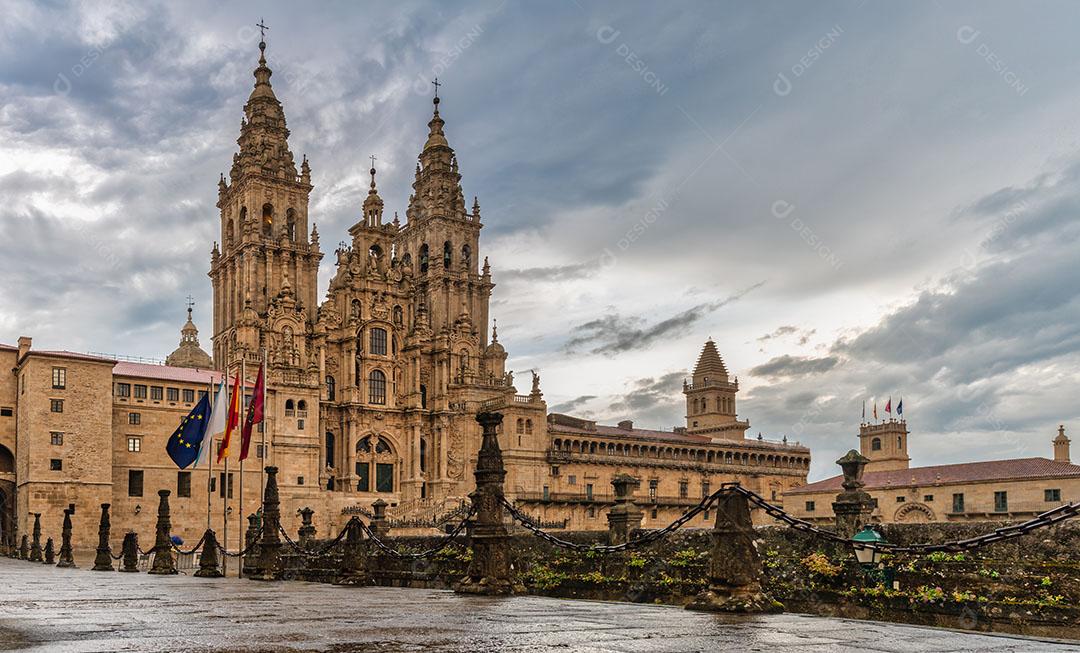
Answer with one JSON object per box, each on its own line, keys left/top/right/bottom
{"left": 110, "top": 549, "right": 125, "bottom": 561}
{"left": 277, "top": 517, "right": 360, "bottom": 559}
{"left": 170, "top": 532, "right": 208, "bottom": 556}
{"left": 217, "top": 540, "right": 261, "bottom": 559}
{"left": 358, "top": 505, "right": 477, "bottom": 560}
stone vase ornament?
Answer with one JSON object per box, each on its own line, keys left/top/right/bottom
{"left": 120, "top": 532, "right": 139, "bottom": 572}
{"left": 194, "top": 529, "right": 224, "bottom": 578}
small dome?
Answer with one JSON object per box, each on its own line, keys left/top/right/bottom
{"left": 166, "top": 306, "right": 213, "bottom": 369}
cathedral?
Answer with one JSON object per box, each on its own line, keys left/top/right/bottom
{"left": 0, "top": 36, "right": 810, "bottom": 549}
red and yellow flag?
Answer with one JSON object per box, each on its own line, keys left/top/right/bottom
{"left": 217, "top": 371, "right": 242, "bottom": 463}
{"left": 240, "top": 362, "right": 265, "bottom": 461}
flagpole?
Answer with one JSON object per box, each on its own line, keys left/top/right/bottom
{"left": 206, "top": 378, "right": 214, "bottom": 531}
{"left": 222, "top": 370, "right": 230, "bottom": 578}
{"left": 238, "top": 356, "right": 246, "bottom": 578}
{"left": 261, "top": 348, "right": 267, "bottom": 503}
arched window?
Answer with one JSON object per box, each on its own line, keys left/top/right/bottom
{"left": 871, "top": 437, "right": 882, "bottom": 451}
{"left": 262, "top": 203, "right": 273, "bottom": 236}
{"left": 325, "top": 432, "right": 336, "bottom": 468}
{"left": 0, "top": 444, "right": 13, "bottom": 473}
{"left": 419, "top": 244, "right": 429, "bottom": 273}
{"left": 402, "top": 252, "right": 412, "bottom": 268}
{"left": 284, "top": 399, "right": 295, "bottom": 417}
{"left": 370, "top": 328, "right": 387, "bottom": 356}
{"left": 297, "top": 399, "right": 307, "bottom": 415}
{"left": 225, "top": 219, "right": 235, "bottom": 245}
{"left": 897, "top": 435, "right": 903, "bottom": 448}
{"left": 419, "top": 438, "right": 428, "bottom": 473}
{"left": 368, "top": 369, "right": 387, "bottom": 404}
{"left": 392, "top": 305, "right": 403, "bottom": 326}
{"left": 516, "top": 418, "right": 524, "bottom": 434}
{"left": 525, "top": 419, "right": 533, "bottom": 435}
{"left": 325, "top": 375, "right": 336, "bottom": 401}
{"left": 419, "top": 384, "right": 427, "bottom": 409}
{"left": 461, "top": 244, "right": 471, "bottom": 270}
{"left": 355, "top": 435, "right": 395, "bottom": 492}
{"left": 443, "top": 241, "right": 452, "bottom": 267}
{"left": 286, "top": 208, "right": 296, "bottom": 241}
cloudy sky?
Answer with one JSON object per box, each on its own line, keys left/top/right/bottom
{"left": 3, "top": 1, "right": 1079, "bottom": 479}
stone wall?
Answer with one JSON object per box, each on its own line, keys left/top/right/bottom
{"left": 281, "top": 519, "right": 1080, "bottom": 639}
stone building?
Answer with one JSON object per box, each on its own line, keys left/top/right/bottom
{"left": 0, "top": 36, "right": 809, "bottom": 548}
{"left": 785, "top": 420, "right": 1080, "bottom": 524}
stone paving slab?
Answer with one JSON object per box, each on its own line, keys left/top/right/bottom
{"left": 0, "top": 559, "right": 1077, "bottom": 652}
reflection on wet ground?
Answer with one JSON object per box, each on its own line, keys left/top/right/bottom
{"left": 0, "top": 559, "right": 1075, "bottom": 652}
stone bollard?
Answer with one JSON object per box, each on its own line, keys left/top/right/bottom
{"left": 194, "top": 528, "right": 223, "bottom": 578}
{"left": 832, "top": 450, "right": 876, "bottom": 538}
{"left": 29, "top": 513, "right": 43, "bottom": 562}
{"left": 56, "top": 509, "right": 76, "bottom": 568}
{"left": 297, "top": 507, "right": 316, "bottom": 547}
{"left": 120, "top": 532, "right": 139, "bottom": 572}
{"left": 686, "top": 490, "right": 781, "bottom": 613}
{"left": 92, "top": 503, "right": 114, "bottom": 571}
{"left": 334, "top": 518, "right": 371, "bottom": 586}
{"left": 606, "top": 475, "right": 643, "bottom": 546}
{"left": 19, "top": 534, "right": 28, "bottom": 560}
{"left": 369, "top": 499, "right": 389, "bottom": 539}
{"left": 455, "top": 412, "right": 523, "bottom": 595}
{"left": 249, "top": 466, "right": 282, "bottom": 581}
{"left": 43, "top": 537, "right": 55, "bottom": 565}
{"left": 241, "top": 513, "right": 261, "bottom": 577}
{"left": 148, "top": 490, "right": 177, "bottom": 575}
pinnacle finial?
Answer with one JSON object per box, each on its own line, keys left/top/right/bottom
{"left": 492, "top": 318, "right": 499, "bottom": 343}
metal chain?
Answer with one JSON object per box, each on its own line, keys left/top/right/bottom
{"left": 217, "top": 539, "right": 261, "bottom": 558}
{"left": 359, "top": 505, "right": 477, "bottom": 560}
{"left": 170, "top": 532, "right": 208, "bottom": 556}
{"left": 276, "top": 517, "right": 360, "bottom": 558}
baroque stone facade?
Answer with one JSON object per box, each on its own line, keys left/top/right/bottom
{"left": 0, "top": 37, "right": 810, "bottom": 548}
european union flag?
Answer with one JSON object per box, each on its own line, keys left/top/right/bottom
{"left": 166, "top": 392, "right": 211, "bottom": 469}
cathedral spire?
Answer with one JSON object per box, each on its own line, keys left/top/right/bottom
{"left": 362, "top": 155, "right": 384, "bottom": 226}
{"left": 693, "top": 338, "right": 729, "bottom": 381}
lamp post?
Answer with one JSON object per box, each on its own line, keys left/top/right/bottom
{"left": 851, "top": 525, "right": 884, "bottom": 566}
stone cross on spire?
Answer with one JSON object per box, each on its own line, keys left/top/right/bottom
{"left": 431, "top": 77, "right": 441, "bottom": 100}
{"left": 185, "top": 295, "right": 195, "bottom": 317}
{"left": 256, "top": 18, "right": 270, "bottom": 41}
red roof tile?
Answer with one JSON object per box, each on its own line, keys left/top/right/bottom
{"left": 548, "top": 414, "right": 809, "bottom": 452}
{"left": 787, "top": 457, "right": 1080, "bottom": 495}
{"left": 112, "top": 361, "right": 224, "bottom": 384}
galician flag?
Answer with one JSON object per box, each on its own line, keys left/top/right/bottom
{"left": 197, "top": 378, "right": 228, "bottom": 466}
{"left": 217, "top": 371, "right": 242, "bottom": 463}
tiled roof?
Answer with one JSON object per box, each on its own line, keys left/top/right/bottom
{"left": 112, "top": 361, "right": 224, "bottom": 384}
{"left": 548, "top": 414, "right": 809, "bottom": 452}
{"left": 693, "top": 339, "right": 729, "bottom": 378}
{"left": 787, "top": 457, "right": 1080, "bottom": 495}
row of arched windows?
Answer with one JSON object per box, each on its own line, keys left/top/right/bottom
{"left": 690, "top": 396, "right": 734, "bottom": 414}
{"left": 403, "top": 241, "right": 472, "bottom": 274}
{"left": 551, "top": 438, "right": 809, "bottom": 470}
{"left": 226, "top": 204, "right": 299, "bottom": 244}
{"left": 516, "top": 418, "right": 534, "bottom": 434}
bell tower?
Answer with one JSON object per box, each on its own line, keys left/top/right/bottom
{"left": 683, "top": 339, "right": 749, "bottom": 440}
{"left": 859, "top": 419, "right": 911, "bottom": 473}
{"left": 210, "top": 35, "right": 323, "bottom": 370}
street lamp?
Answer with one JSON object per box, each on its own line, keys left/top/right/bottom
{"left": 851, "top": 524, "right": 884, "bottom": 566}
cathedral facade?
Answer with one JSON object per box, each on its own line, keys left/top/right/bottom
{"left": 0, "top": 38, "right": 809, "bottom": 549}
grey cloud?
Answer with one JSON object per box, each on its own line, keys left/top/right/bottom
{"left": 550, "top": 395, "right": 597, "bottom": 414}
{"left": 498, "top": 263, "right": 596, "bottom": 283}
{"left": 749, "top": 354, "right": 839, "bottom": 379}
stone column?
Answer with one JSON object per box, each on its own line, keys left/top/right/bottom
{"left": 297, "top": 507, "right": 316, "bottom": 547}
{"left": 334, "top": 518, "right": 371, "bottom": 586}
{"left": 194, "top": 529, "right": 223, "bottom": 578}
{"left": 832, "top": 450, "right": 876, "bottom": 538}
{"left": 241, "top": 513, "right": 261, "bottom": 577}
{"left": 455, "top": 412, "right": 523, "bottom": 595}
{"left": 92, "top": 503, "right": 114, "bottom": 571}
{"left": 120, "top": 532, "right": 139, "bottom": 572}
{"left": 56, "top": 509, "right": 76, "bottom": 568}
{"left": 148, "top": 490, "right": 177, "bottom": 575}
{"left": 250, "top": 466, "right": 282, "bottom": 581}
{"left": 43, "top": 537, "right": 55, "bottom": 565}
{"left": 687, "top": 491, "right": 780, "bottom": 613}
{"left": 369, "top": 499, "right": 388, "bottom": 539}
{"left": 606, "top": 475, "right": 643, "bottom": 545}
{"left": 29, "top": 513, "right": 42, "bottom": 562}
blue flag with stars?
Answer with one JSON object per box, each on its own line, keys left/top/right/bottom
{"left": 166, "top": 392, "right": 211, "bottom": 469}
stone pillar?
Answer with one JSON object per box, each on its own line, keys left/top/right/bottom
{"left": 334, "top": 518, "right": 371, "bottom": 586}
{"left": 29, "top": 513, "right": 43, "bottom": 562}
{"left": 297, "top": 507, "right": 316, "bottom": 547}
{"left": 18, "top": 534, "right": 27, "bottom": 560}
{"left": 56, "top": 509, "right": 76, "bottom": 568}
{"left": 455, "top": 412, "right": 523, "bottom": 595}
{"left": 241, "top": 513, "right": 261, "bottom": 577}
{"left": 250, "top": 466, "right": 282, "bottom": 581}
{"left": 43, "top": 537, "right": 55, "bottom": 565}
{"left": 120, "top": 532, "right": 139, "bottom": 572}
{"left": 369, "top": 499, "right": 388, "bottom": 539}
{"left": 92, "top": 503, "right": 114, "bottom": 571}
{"left": 148, "top": 490, "right": 177, "bottom": 575}
{"left": 606, "top": 475, "right": 643, "bottom": 545}
{"left": 832, "top": 450, "right": 876, "bottom": 538}
{"left": 194, "top": 529, "right": 223, "bottom": 578}
{"left": 687, "top": 491, "right": 780, "bottom": 613}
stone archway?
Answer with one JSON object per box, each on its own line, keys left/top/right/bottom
{"left": 893, "top": 502, "right": 935, "bottom": 523}
{"left": 0, "top": 480, "right": 14, "bottom": 547}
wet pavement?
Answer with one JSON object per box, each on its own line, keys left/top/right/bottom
{"left": 0, "top": 559, "right": 1076, "bottom": 652}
